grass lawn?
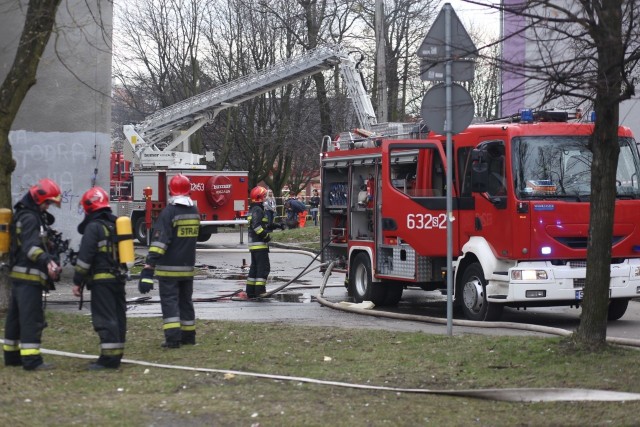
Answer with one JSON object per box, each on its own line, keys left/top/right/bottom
{"left": 2, "top": 311, "right": 640, "bottom": 426}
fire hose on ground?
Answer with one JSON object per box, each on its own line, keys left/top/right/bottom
{"left": 23, "top": 246, "right": 640, "bottom": 402}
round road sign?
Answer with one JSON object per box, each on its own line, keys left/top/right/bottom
{"left": 421, "top": 82, "right": 474, "bottom": 135}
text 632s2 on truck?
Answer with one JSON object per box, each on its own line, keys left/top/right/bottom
{"left": 320, "top": 110, "right": 640, "bottom": 321}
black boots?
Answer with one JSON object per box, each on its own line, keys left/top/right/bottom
{"left": 89, "top": 355, "right": 121, "bottom": 370}
{"left": 244, "top": 284, "right": 266, "bottom": 299}
{"left": 4, "top": 350, "right": 22, "bottom": 367}
{"left": 181, "top": 330, "right": 196, "bottom": 345}
{"left": 245, "top": 284, "right": 256, "bottom": 298}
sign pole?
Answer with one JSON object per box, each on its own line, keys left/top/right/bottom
{"left": 418, "top": 2, "right": 477, "bottom": 336}
{"left": 444, "top": 4, "right": 454, "bottom": 336}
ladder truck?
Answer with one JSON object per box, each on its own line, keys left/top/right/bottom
{"left": 111, "top": 44, "right": 378, "bottom": 243}
{"left": 320, "top": 109, "right": 640, "bottom": 321}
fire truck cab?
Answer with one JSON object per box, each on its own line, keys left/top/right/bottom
{"left": 320, "top": 111, "right": 640, "bottom": 321}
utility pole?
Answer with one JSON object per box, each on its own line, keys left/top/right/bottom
{"left": 375, "top": 0, "right": 387, "bottom": 122}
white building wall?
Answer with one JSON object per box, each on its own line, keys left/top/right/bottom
{"left": 0, "top": 0, "right": 112, "bottom": 245}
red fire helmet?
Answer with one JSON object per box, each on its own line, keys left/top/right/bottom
{"left": 250, "top": 186, "right": 268, "bottom": 203}
{"left": 169, "top": 174, "right": 191, "bottom": 196}
{"left": 29, "top": 178, "right": 62, "bottom": 207}
{"left": 80, "top": 186, "right": 110, "bottom": 214}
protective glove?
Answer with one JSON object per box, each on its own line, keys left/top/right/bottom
{"left": 263, "top": 233, "right": 271, "bottom": 243}
{"left": 138, "top": 268, "right": 155, "bottom": 294}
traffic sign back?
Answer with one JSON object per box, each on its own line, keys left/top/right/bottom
{"left": 417, "top": 5, "right": 477, "bottom": 59}
{"left": 421, "top": 83, "right": 474, "bottom": 135}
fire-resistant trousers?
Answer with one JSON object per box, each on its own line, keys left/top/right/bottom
{"left": 158, "top": 278, "right": 195, "bottom": 344}
{"left": 246, "top": 248, "right": 270, "bottom": 297}
{"left": 90, "top": 281, "right": 126, "bottom": 367}
{"left": 3, "top": 280, "right": 46, "bottom": 369}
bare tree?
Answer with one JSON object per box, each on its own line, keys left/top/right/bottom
{"left": 354, "top": 0, "right": 438, "bottom": 121}
{"left": 112, "top": 0, "right": 207, "bottom": 153}
{"left": 464, "top": 26, "right": 500, "bottom": 120}
{"left": 200, "top": 0, "right": 302, "bottom": 183}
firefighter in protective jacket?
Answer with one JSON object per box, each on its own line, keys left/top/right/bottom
{"left": 246, "top": 186, "right": 281, "bottom": 299}
{"left": 138, "top": 174, "right": 200, "bottom": 348}
{"left": 3, "top": 178, "right": 62, "bottom": 371}
{"left": 72, "top": 186, "right": 127, "bottom": 370}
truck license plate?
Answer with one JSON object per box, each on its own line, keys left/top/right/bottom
{"left": 575, "top": 289, "right": 611, "bottom": 300}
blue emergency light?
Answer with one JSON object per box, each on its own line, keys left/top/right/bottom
{"left": 520, "top": 109, "right": 534, "bottom": 122}
{"left": 590, "top": 111, "right": 596, "bottom": 122}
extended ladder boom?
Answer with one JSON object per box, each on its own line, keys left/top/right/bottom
{"left": 125, "top": 44, "right": 377, "bottom": 169}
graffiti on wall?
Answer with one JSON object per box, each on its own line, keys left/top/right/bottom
{"left": 9, "top": 130, "right": 111, "bottom": 244}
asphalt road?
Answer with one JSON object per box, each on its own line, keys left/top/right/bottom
{"left": 47, "top": 229, "right": 640, "bottom": 341}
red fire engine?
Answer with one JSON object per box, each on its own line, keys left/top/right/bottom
{"left": 320, "top": 110, "right": 640, "bottom": 321}
{"left": 110, "top": 166, "right": 248, "bottom": 244}
{"left": 112, "top": 111, "right": 250, "bottom": 243}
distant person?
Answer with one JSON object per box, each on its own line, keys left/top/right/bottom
{"left": 284, "top": 194, "right": 305, "bottom": 229}
{"left": 297, "top": 194, "right": 308, "bottom": 228}
{"left": 72, "top": 186, "right": 127, "bottom": 370}
{"left": 4, "top": 178, "right": 62, "bottom": 371}
{"left": 263, "top": 189, "right": 277, "bottom": 226}
{"left": 284, "top": 194, "right": 297, "bottom": 227}
{"left": 138, "top": 174, "right": 200, "bottom": 348}
{"left": 309, "top": 189, "right": 320, "bottom": 226}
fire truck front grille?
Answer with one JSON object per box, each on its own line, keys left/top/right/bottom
{"left": 554, "top": 236, "right": 623, "bottom": 249}
{"left": 569, "top": 260, "right": 587, "bottom": 268}
{"left": 573, "top": 278, "right": 585, "bottom": 288}
{"left": 554, "top": 237, "right": 587, "bottom": 249}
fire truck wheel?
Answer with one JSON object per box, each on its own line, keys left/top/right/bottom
{"left": 349, "top": 252, "right": 386, "bottom": 305}
{"left": 608, "top": 298, "right": 629, "bottom": 321}
{"left": 134, "top": 217, "right": 149, "bottom": 245}
{"left": 459, "top": 263, "right": 503, "bottom": 321}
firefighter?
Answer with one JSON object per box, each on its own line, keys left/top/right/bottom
{"left": 245, "top": 186, "right": 282, "bottom": 299}
{"left": 3, "top": 178, "right": 62, "bottom": 371}
{"left": 138, "top": 174, "right": 200, "bottom": 348}
{"left": 71, "top": 186, "right": 127, "bottom": 370}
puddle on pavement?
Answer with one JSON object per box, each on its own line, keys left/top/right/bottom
{"left": 274, "top": 292, "right": 313, "bottom": 303}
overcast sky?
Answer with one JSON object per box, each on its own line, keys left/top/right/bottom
{"left": 441, "top": 0, "right": 500, "bottom": 39}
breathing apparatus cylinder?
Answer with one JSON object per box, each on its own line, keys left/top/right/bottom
{"left": 0, "top": 208, "right": 12, "bottom": 255}
{"left": 116, "top": 216, "right": 135, "bottom": 266}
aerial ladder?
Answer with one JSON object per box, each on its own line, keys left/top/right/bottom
{"left": 122, "top": 44, "right": 378, "bottom": 169}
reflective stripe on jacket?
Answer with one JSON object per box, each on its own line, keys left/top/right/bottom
{"left": 247, "top": 203, "right": 269, "bottom": 251}
{"left": 146, "top": 203, "right": 200, "bottom": 276}
{"left": 9, "top": 196, "right": 52, "bottom": 285}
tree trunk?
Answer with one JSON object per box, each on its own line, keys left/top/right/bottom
{"left": 573, "top": 2, "right": 624, "bottom": 349}
{"left": 0, "top": 0, "right": 62, "bottom": 312}
{"left": 574, "top": 101, "right": 620, "bottom": 349}
{"left": 0, "top": 132, "right": 14, "bottom": 311}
